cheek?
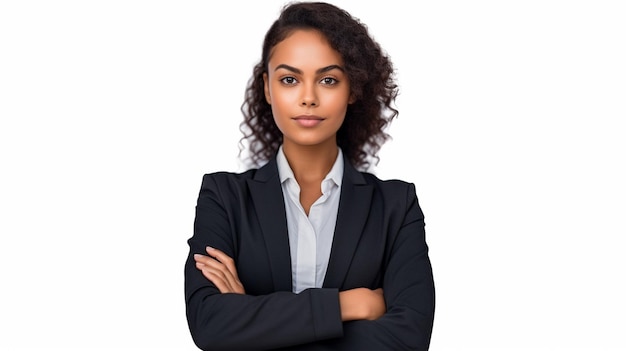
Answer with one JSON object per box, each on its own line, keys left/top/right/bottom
{"left": 322, "top": 87, "right": 351, "bottom": 107}
{"left": 269, "top": 86, "right": 297, "bottom": 111}
{"left": 326, "top": 95, "right": 351, "bottom": 117}
{"left": 270, "top": 102, "right": 290, "bottom": 132}
{"left": 335, "top": 115, "right": 347, "bottom": 128}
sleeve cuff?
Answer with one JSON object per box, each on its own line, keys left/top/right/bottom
{"left": 309, "top": 288, "right": 343, "bottom": 340}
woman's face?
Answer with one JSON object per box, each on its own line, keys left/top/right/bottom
{"left": 264, "top": 29, "right": 352, "bottom": 150}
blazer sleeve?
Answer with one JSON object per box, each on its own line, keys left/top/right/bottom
{"left": 280, "top": 183, "right": 435, "bottom": 351}
{"left": 184, "top": 174, "right": 344, "bottom": 351}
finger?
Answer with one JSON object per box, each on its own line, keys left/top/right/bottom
{"left": 196, "top": 262, "right": 235, "bottom": 293}
{"left": 206, "top": 271, "right": 235, "bottom": 293}
{"left": 206, "top": 246, "right": 238, "bottom": 277}
{"left": 195, "top": 253, "right": 239, "bottom": 283}
{"left": 206, "top": 247, "right": 240, "bottom": 279}
{"left": 196, "top": 258, "right": 243, "bottom": 294}
{"left": 195, "top": 253, "right": 225, "bottom": 269}
{"left": 194, "top": 253, "right": 215, "bottom": 265}
{"left": 197, "top": 252, "right": 235, "bottom": 279}
{"left": 198, "top": 248, "right": 245, "bottom": 294}
{"left": 196, "top": 257, "right": 232, "bottom": 281}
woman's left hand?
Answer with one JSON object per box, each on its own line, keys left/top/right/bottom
{"left": 194, "top": 247, "right": 245, "bottom": 294}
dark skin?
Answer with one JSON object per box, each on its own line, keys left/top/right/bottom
{"left": 194, "top": 29, "right": 385, "bottom": 322}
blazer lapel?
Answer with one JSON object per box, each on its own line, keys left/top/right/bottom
{"left": 247, "top": 158, "right": 293, "bottom": 292}
{"left": 323, "top": 159, "right": 373, "bottom": 288}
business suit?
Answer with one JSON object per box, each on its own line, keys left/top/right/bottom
{"left": 185, "top": 154, "right": 435, "bottom": 350}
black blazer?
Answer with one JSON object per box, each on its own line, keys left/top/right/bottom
{"left": 184, "top": 155, "right": 435, "bottom": 350}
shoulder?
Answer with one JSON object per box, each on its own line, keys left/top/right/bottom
{"left": 195, "top": 169, "right": 262, "bottom": 210}
{"left": 343, "top": 159, "right": 419, "bottom": 205}
{"left": 357, "top": 171, "right": 421, "bottom": 213}
{"left": 200, "top": 169, "right": 258, "bottom": 190}
{"left": 200, "top": 158, "right": 278, "bottom": 190}
{"left": 360, "top": 171, "right": 416, "bottom": 194}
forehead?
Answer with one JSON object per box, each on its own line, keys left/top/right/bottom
{"left": 268, "top": 29, "right": 344, "bottom": 68}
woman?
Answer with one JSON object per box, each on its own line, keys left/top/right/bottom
{"left": 185, "top": 2, "right": 435, "bottom": 350}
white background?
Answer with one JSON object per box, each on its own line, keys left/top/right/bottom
{"left": 1, "top": 1, "right": 625, "bottom": 350}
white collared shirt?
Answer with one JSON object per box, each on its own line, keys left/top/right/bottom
{"left": 276, "top": 146, "right": 343, "bottom": 294}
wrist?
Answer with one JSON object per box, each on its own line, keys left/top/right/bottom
{"left": 338, "top": 289, "right": 366, "bottom": 321}
{"left": 339, "top": 290, "right": 355, "bottom": 321}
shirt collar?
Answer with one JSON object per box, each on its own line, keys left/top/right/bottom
{"left": 276, "top": 145, "right": 344, "bottom": 188}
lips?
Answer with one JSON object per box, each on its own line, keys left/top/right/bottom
{"left": 292, "top": 115, "right": 324, "bottom": 127}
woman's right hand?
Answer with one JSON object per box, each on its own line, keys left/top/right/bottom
{"left": 339, "top": 288, "right": 385, "bottom": 321}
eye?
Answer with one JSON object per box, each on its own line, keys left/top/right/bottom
{"left": 280, "top": 76, "right": 298, "bottom": 85}
{"left": 320, "top": 77, "right": 338, "bottom": 85}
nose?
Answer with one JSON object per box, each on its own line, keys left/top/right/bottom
{"left": 300, "top": 83, "right": 318, "bottom": 106}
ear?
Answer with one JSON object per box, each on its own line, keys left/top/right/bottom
{"left": 348, "top": 93, "right": 356, "bottom": 104}
{"left": 263, "top": 73, "right": 271, "bottom": 104}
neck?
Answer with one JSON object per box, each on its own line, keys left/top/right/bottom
{"left": 282, "top": 141, "right": 339, "bottom": 184}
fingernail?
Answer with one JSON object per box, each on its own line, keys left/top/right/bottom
{"left": 206, "top": 246, "right": 215, "bottom": 251}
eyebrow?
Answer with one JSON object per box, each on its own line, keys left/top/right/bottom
{"left": 274, "top": 64, "right": 345, "bottom": 74}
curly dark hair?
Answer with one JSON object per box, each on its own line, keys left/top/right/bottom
{"left": 239, "top": 1, "right": 398, "bottom": 170}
